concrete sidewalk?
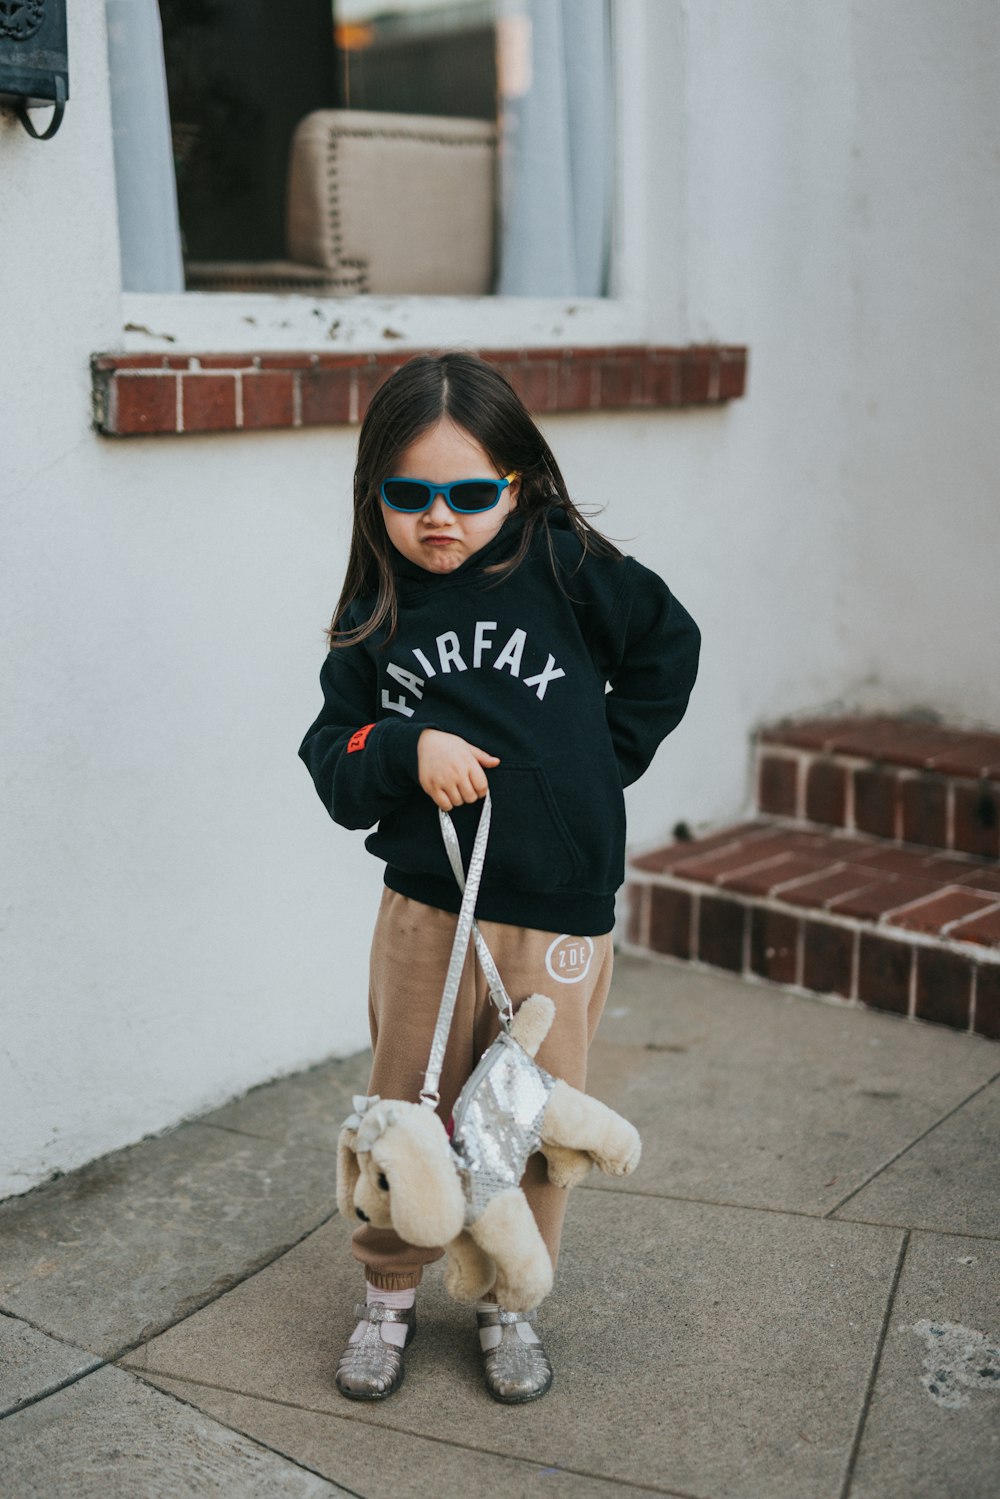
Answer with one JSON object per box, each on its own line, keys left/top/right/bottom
{"left": 1, "top": 954, "right": 998, "bottom": 1498}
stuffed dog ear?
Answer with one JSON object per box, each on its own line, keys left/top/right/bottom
{"left": 371, "top": 1108, "right": 465, "bottom": 1248}
{"left": 336, "top": 1125, "right": 362, "bottom": 1219}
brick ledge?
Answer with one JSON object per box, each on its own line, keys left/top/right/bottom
{"left": 90, "top": 343, "right": 749, "bottom": 437}
{"left": 626, "top": 821, "right": 1000, "bottom": 1040}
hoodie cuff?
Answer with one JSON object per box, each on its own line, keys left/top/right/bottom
{"left": 373, "top": 719, "right": 435, "bottom": 796}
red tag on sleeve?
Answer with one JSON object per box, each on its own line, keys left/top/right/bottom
{"left": 347, "top": 723, "right": 376, "bottom": 753}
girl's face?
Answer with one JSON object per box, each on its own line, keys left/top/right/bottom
{"left": 380, "top": 417, "right": 518, "bottom": 574}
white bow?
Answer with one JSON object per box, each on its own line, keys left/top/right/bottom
{"left": 342, "top": 1093, "right": 406, "bottom": 1153}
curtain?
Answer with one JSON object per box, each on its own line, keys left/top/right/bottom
{"left": 495, "top": 0, "right": 612, "bottom": 298}
{"left": 106, "top": 0, "right": 184, "bottom": 293}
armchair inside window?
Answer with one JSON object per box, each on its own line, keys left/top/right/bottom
{"left": 184, "top": 108, "right": 497, "bottom": 297}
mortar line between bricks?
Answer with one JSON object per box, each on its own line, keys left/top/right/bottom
{"left": 118, "top": 1369, "right": 702, "bottom": 1499}
{"left": 838, "top": 1229, "right": 911, "bottom": 1499}
{"left": 824, "top": 1068, "right": 1000, "bottom": 1216}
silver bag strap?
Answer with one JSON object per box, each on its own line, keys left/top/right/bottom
{"left": 419, "top": 789, "right": 512, "bottom": 1108}
{"left": 438, "top": 806, "right": 513, "bottom": 1025}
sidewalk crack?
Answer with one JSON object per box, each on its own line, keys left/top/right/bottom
{"left": 838, "top": 1228, "right": 910, "bottom": 1499}
{"left": 825, "top": 1068, "right": 999, "bottom": 1217}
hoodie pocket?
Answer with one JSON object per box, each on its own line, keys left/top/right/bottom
{"left": 482, "top": 760, "right": 582, "bottom": 892}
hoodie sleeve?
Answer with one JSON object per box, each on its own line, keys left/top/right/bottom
{"left": 587, "top": 554, "right": 702, "bottom": 789}
{"left": 297, "top": 635, "right": 428, "bottom": 831}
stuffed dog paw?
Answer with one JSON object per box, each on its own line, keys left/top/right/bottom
{"left": 337, "top": 993, "right": 641, "bottom": 1312}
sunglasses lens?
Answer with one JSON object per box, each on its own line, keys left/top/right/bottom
{"left": 450, "top": 480, "right": 502, "bottom": 512}
{"left": 382, "top": 480, "right": 430, "bottom": 511}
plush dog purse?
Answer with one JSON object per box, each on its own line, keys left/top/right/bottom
{"left": 337, "top": 789, "right": 641, "bottom": 1311}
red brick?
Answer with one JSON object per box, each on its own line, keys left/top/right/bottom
{"left": 301, "top": 367, "right": 353, "bottom": 425}
{"left": 776, "top": 867, "right": 889, "bottom": 910}
{"left": 319, "top": 353, "right": 373, "bottom": 370}
{"left": 900, "top": 775, "right": 948, "bottom": 850}
{"left": 521, "top": 345, "right": 576, "bottom": 362}
{"left": 95, "top": 345, "right": 751, "bottom": 442}
{"left": 915, "top": 947, "right": 973, "bottom": 1031}
{"left": 240, "top": 371, "right": 295, "bottom": 430}
{"left": 626, "top": 884, "right": 648, "bottom": 946}
{"left": 839, "top": 721, "right": 964, "bottom": 770}
{"left": 924, "top": 855, "right": 991, "bottom": 881}
{"left": 556, "top": 358, "right": 597, "bottom": 410}
{"left": 802, "top": 920, "right": 855, "bottom": 997}
{"left": 181, "top": 374, "right": 237, "bottom": 433}
{"left": 673, "top": 837, "right": 813, "bottom": 885}
{"left": 639, "top": 353, "right": 681, "bottom": 407}
{"left": 841, "top": 846, "right": 938, "bottom": 877}
{"left": 758, "top": 753, "right": 798, "bottom": 816}
{"left": 628, "top": 823, "right": 772, "bottom": 874}
{"left": 974, "top": 964, "right": 1000, "bottom": 1040}
{"left": 595, "top": 358, "right": 638, "bottom": 407}
{"left": 357, "top": 361, "right": 406, "bottom": 418}
{"left": 953, "top": 866, "right": 1000, "bottom": 895}
{"left": 946, "top": 906, "right": 1000, "bottom": 950}
{"left": 726, "top": 854, "right": 838, "bottom": 897}
{"left": 758, "top": 716, "right": 876, "bottom": 753}
{"left": 852, "top": 766, "right": 900, "bottom": 840}
{"left": 828, "top": 877, "right": 940, "bottom": 920}
{"left": 924, "top": 732, "right": 1000, "bottom": 778}
{"left": 111, "top": 372, "right": 178, "bottom": 435}
{"left": 718, "top": 351, "right": 747, "bottom": 400}
{"left": 885, "top": 888, "right": 998, "bottom": 936}
{"left": 92, "top": 353, "right": 170, "bottom": 372}
{"left": 953, "top": 783, "right": 1000, "bottom": 859}
{"left": 751, "top": 853, "right": 837, "bottom": 895}
{"left": 824, "top": 833, "right": 898, "bottom": 858}
{"left": 805, "top": 760, "right": 847, "bottom": 827}
{"left": 649, "top": 886, "right": 692, "bottom": 959}
{"left": 679, "top": 350, "right": 712, "bottom": 404}
{"left": 750, "top": 908, "right": 800, "bottom": 984}
{"left": 509, "top": 360, "right": 556, "bottom": 412}
{"left": 194, "top": 353, "right": 258, "bottom": 369}
{"left": 857, "top": 934, "right": 912, "bottom": 1015}
{"left": 697, "top": 895, "right": 746, "bottom": 972}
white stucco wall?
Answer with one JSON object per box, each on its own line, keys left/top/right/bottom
{"left": 1, "top": 1, "right": 997, "bottom": 1198}
{"left": 843, "top": 0, "right": 1000, "bottom": 718}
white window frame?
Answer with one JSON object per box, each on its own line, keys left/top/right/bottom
{"left": 119, "top": 1, "right": 680, "bottom": 356}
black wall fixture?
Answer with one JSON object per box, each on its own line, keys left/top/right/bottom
{"left": 0, "top": 0, "right": 69, "bottom": 139}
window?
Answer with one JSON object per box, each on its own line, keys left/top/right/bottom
{"left": 116, "top": 1, "right": 614, "bottom": 302}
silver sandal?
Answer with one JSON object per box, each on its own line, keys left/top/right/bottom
{"left": 477, "top": 1305, "right": 553, "bottom": 1404}
{"left": 335, "top": 1300, "right": 416, "bottom": 1400}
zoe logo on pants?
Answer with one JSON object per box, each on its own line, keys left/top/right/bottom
{"left": 544, "top": 935, "right": 594, "bottom": 984}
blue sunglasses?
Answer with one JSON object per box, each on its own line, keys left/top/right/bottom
{"left": 380, "top": 472, "right": 518, "bottom": 514}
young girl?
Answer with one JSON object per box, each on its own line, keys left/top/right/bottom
{"left": 298, "top": 351, "right": 700, "bottom": 1405}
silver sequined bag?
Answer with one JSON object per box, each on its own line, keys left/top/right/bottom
{"left": 421, "top": 791, "right": 558, "bottom": 1226}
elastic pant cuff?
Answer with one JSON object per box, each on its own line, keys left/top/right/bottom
{"left": 364, "top": 1270, "right": 423, "bottom": 1291}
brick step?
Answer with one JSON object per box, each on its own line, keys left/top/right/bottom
{"left": 756, "top": 715, "right": 1000, "bottom": 858}
{"left": 625, "top": 820, "right": 1000, "bottom": 1041}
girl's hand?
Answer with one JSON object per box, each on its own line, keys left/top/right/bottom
{"left": 417, "top": 729, "right": 500, "bottom": 811}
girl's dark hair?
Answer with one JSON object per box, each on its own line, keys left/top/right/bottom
{"left": 326, "top": 351, "right": 623, "bottom": 649}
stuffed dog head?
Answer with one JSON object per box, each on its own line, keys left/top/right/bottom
{"left": 337, "top": 1095, "right": 466, "bottom": 1248}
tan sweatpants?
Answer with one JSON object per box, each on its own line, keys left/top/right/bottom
{"left": 353, "top": 888, "right": 615, "bottom": 1290}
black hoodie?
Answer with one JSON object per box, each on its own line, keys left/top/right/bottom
{"left": 298, "top": 506, "right": 700, "bottom": 935}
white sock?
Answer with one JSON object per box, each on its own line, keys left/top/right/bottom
{"left": 476, "top": 1298, "right": 540, "bottom": 1352}
{"left": 349, "top": 1283, "right": 416, "bottom": 1349}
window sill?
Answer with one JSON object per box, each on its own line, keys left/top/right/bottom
{"left": 92, "top": 343, "right": 748, "bottom": 438}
